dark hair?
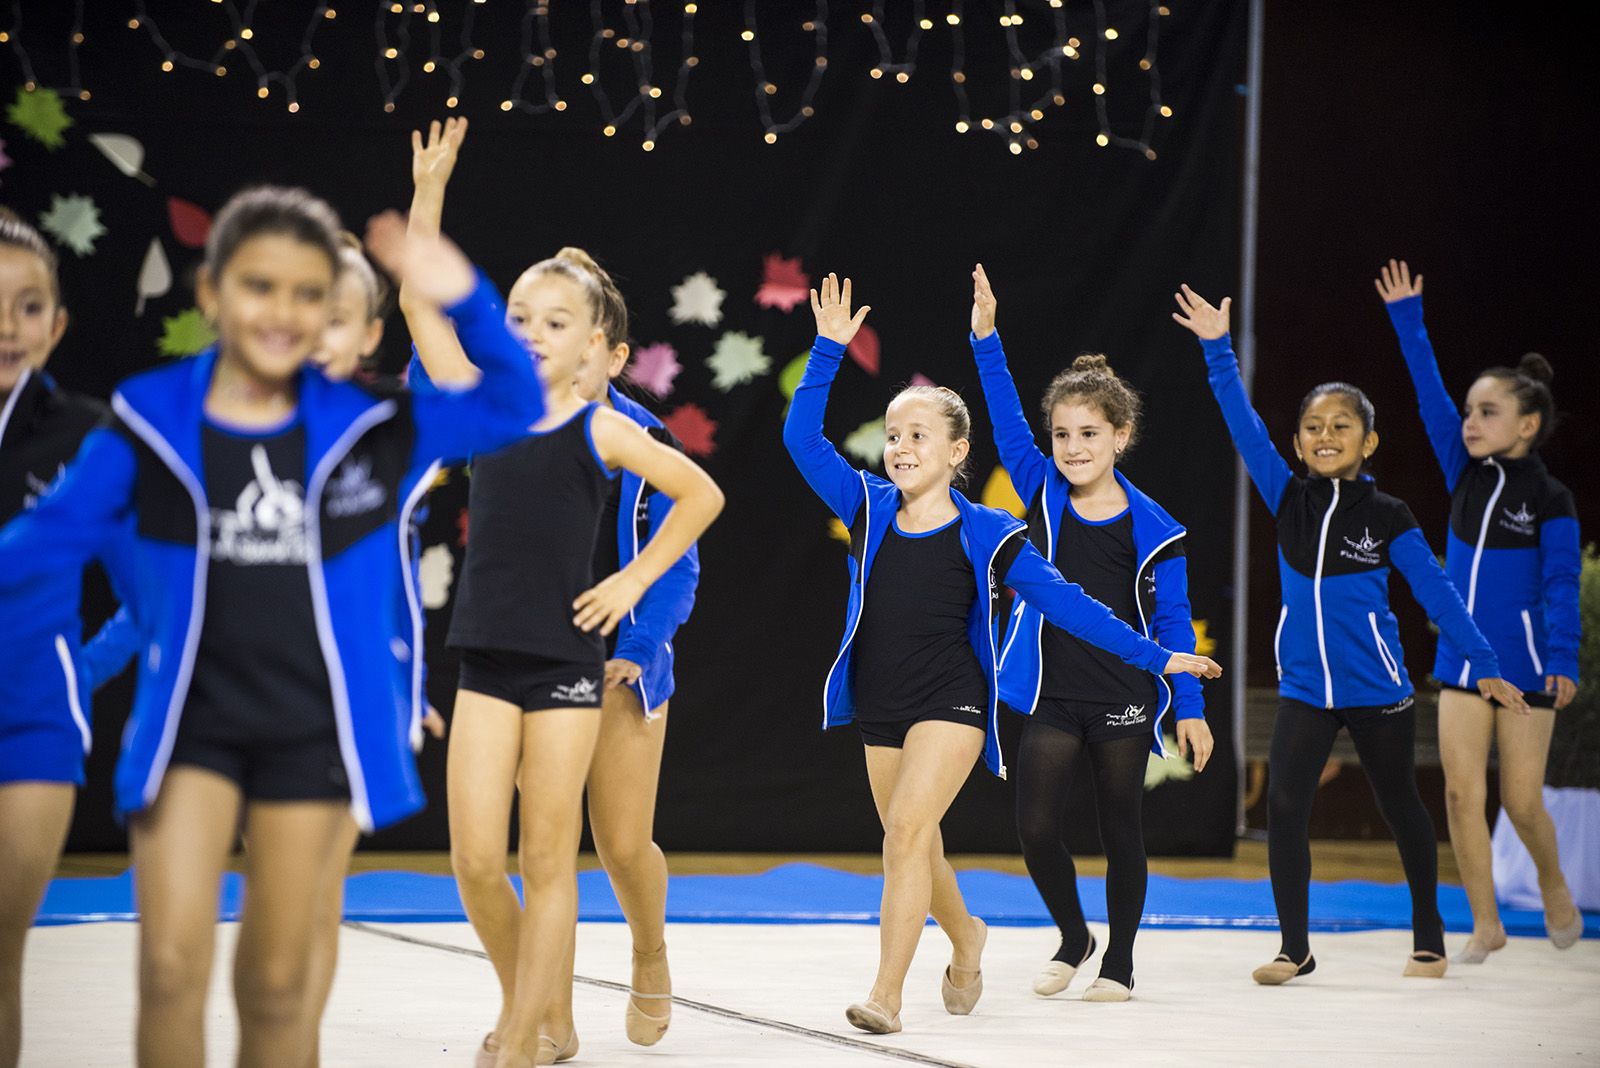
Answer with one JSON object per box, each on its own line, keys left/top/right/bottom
{"left": 523, "top": 246, "right": 607, "bottom": 336}
{"left": 203, "top": 186, "right": 342, "bottom": 281}
{"left": 1298, "top": 381, "right": 1376, "bottom": 434}
{"left": 1478, "top": 353, "right": 1556, "bottom": 448}
{"left": 1041, "top": 352, "right": 1143, "bottom": 455}
{"left": 890, "top": 384, "right": 973, "bottom": 487}
{"left": 0, "top": 206, "right": 61, "bottom": 302}
{"left": 334, "top": 231, "right": 392, "bottom": 321}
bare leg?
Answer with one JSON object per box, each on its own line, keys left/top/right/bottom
{"left": 1495, "top": 707, "right": 1578, "bottom": 931}
{"left": 299, "top": 817, "right": 361, "bottom": 1067}
{"left": 0, "top": 782, "right": 75, "bottom": 1068}
{"left": 1437, "top": 691, "right": 1505, "bottom": 951}
{"left": 130, "top": 767, "right": 242, "bottom": 1068}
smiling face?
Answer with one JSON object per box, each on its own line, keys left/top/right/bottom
{"left": 883, "top": 394, "right": 969, "bottom": 496}
{"left": 1293, "top": 392, "right": 1377, "bottom": 480}
{"left": 506, "top": 269, "right": 605, "bottom": 390}
{"left": 1050, "top": 398, "right": 1130, "bottom": 489}
{"left": 1462, "top": 374, "right": 1538, "bottom": 459}
{"left": 199, "top": 233, "right": 336, "bottom": 385}
{"left": 309, "top": 271, "right": 383, "bottom": 382}
{"left": 0, "top": 245, "right": 67, "bottom": 395}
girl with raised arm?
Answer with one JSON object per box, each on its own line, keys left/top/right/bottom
{"left": 785, "top": 274, "right": 1220, "bottom": 1034}
{"left": 1173, "top": 283, "right": 1524, "bottom": 985}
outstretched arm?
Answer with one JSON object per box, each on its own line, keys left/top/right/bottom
{"left": 399, "top": 117, "right": 479, "bottom": 388}
{"left": 781, "top": 272, "right": 872, "bottom": 524}
{"left": 968, "top": 264, "right": 1050, "bottom": 500}
{"left": 1375, "top": 260, "right": 1470, "bottom": 490}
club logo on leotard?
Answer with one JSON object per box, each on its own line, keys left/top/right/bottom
{"left": 953, "top": 705, "right": 983, "bottom": 716}
{"left": 1499, "top": 502, "right": 1536, "bottom": 536}
{"left": 211, "top": 445, "right": 308, "bottom": 565}
{"left": 550, "top": 677, "right": 600, "bottom": 705}
{"left": 1107, "top": 704, "right": 1147, "bottom": 727}
{"left": 325, "top": 455, "right": 386, "bottom": 518}
{"left": 1339, "top": 527, "right": 1384, "bottom": 565}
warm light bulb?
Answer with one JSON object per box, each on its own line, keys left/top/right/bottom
{"left": 764, "top": 132, "right": 777, "bottom": 144}
{"left": 446, "top": 95, "right": 458, "bottom": 108}
{"left": 257, "top": 85, "right": 269, "bottom": 98}
{"left": 642, "top": 139, "right": 655, "bottom": 152}
{"left": 870, "top": 67, "right": 883, "bottom": 79}
{"left": 423, "top": 59, "right": 436, "bottom": 72}
{"left": 309, "top": 57, "right": 320, "bottom": 69}
{"left": 161, "top": 59, "right": 174, "bottom": 72}
{"left": 1092, "top": 83, "right": 1105, "bottom": 95}
{"left": 955, "top": 120, "right": 969, "bottom": 133}
{"left": 1009, "top": 141, "right": 1022, "bottom": 155}
{"left": 288, "top": 101, "right": 300, "bottom": 113}
{"left": 500, "top": 100, "right": 513, "bottom": 111}
{"left": 919, "top": 18, "right": 932, "bottom": 29}
{"left": 1160, "top": 105, "right": 1173, "bottom": 117}
{"left": 385, "top": 47, "right": 399, "bottom": 59}
{"left": 603, "top": 125, "right": 617, "bottom": 137}
{"left": 946, "top": 13, "right": 961, "bottom": 25}
{"left": 240, "top": 27, "right": 254, "bottom": 39}
{"left": 740, "top": 29, "right": 754, "bottom": 41}
{"left": 896, "top": 71, "right": 909, "bottom": 83}
{"left": 1105, "top": 27, "right": 1119, "bottom": 40}
{"left": 1096, "top": 133, "right": 1109, "bottom": 146}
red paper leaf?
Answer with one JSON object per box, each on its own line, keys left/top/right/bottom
{"left": 168, "top": 197, "right": 212, "bottom": 248}
{"left": 662, "top": 402, "right": 719, "bottom": 457}
{"left": 847, "top": 323, "right": 880, "bottom": 376}
{"left": 754, "top": 252, "right": 810, "bottom": 313}
{"left": 456, "top": 506, "right": 470, "bottom": 548}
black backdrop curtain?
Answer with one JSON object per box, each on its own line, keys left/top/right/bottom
{"left": 2, "top": 0, "right": 1245, "bottom": 856}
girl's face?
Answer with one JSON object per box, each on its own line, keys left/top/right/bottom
{"left": 1293, "top": 393, "right": 1376, "bottom": 480}
{"left": 309, "top": 272, "right": 383, "bottom": 382}
{"left": 572, "top": 338, "right": 630, "bottom": 403}
{"left": 199, "top": 234, "right": 335, "bottom": 384}
{"left": 0, "top": 245, "right": 67, "bottom": 395}
{"left": 1462, "top": 375, "right": 1537, "bottom": 459}
{"left": 884, "top": 395, "right": 968, "bottom": 497}
{"left": 1050, "top": 399, "right": 1130, "bottom": 489}
{"left": 506, "top": 271, "right": 604, "bottom": 390}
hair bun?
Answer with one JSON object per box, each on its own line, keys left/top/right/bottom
{"left": 1517, "top": 351, "right": 1554, "bottom": 384}
{"left": 555, "top": 246, "right": 602, "bottom": 274}
{"left": 1070, "top": 352, "right": 1113, "bottom": 374}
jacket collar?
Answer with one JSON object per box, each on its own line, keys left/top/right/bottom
{"left": 0, "top": 367, "right": 51, "bottom": 449}
{"left": 607, "top": 383, "right": 663, "bottom": 430}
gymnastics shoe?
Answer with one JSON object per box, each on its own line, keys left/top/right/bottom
{"left": 1251, "top": 953, "right": 1315, "bottom": 985}
{"left": 474, "top": 1032, "right": 498, "bottom": 1068}
{"left": 1549, "top": 910, "right": 1584, "bottom": 950}
{"left": 1402, "top": 951, "right": 1447, "bottom": 978}
{"left": 535, "top": 1029, "right": 579, "bottom": 1065}
{"left": 1452, "top": 927, "right": 1507, "bottom": 964}
{"left": 941, "top": 917, "right": 987, "bottom": 1015}
{"left": 1082, "top": 977, "right": 1133, "bottom": 1002}
{"left": 845, "top": 1001, "right": 902, "bottom": 1034}
{"left": 1032, "top": 933, "right": 1097, "bottom": 997}
{"left": 625, "top": 944, "right": 672, "bottom": 1045}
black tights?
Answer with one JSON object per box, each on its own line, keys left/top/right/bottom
{"left": 1015, "top": 719, "right": 1150, "bottom": 988}
{"left": 1267, "top": 698, "right": 1444, "bottom": 960}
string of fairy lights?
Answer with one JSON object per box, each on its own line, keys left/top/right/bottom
{"left": 3, "top": 0, "right": 1172, "bottom": 158}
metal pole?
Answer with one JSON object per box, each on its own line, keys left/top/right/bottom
{"left": 1234, "top": 0, "right": 1265, "bottom": 837}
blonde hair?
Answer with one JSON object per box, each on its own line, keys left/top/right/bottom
{"left": 890, "top": 384, "right": 973, "bottom": 486}
{"left": 523, "top": 246, "right": 607, "bottom": 333}
{"left": 334, "top": 231, "right": 390, "bottom": 321}
{"left": 0, "top": 206, "right": 60, "bottom": 301}
{"left": 1042, "top": 352, "right": 1143, "bottom": 455}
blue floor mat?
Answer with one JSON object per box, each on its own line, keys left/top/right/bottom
{"left": 36, "top": 863, "right": 1599, "bottom": 937}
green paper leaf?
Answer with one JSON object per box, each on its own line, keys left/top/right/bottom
{"left": 7, "top": 86, "right": 73, "bottom": 150}
{"left": 1144, "top": 737, "right": 1197, "bottom": 790}
{"left": 158, "top": 307, "right": 217, "bottom": 357}
{"left": 39, "top": 193, "right": 104, "bottom": 256}
{"left": 706, "top": 330, "right": 771, "bottom": 392}
{"left": 842, "top": 418, "right": 885, "bottom": 467}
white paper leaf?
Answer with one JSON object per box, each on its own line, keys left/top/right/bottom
{"left": 135, "top": 238, "right": 171, "bottom": 316}
{"left": 88, "top": 132, "right": 155, "bottom": 186}
{"left": 419, "top": 543, "right": 455, "bottom": 609}
{"left": 705, "top": 331, "right": 771, "bottom": 391}
{"left": 669, "top": 271, "right": 725, "bottom": 327}
{"left": 842, "top": 418, "right": 886, "bottom": 467}
{"left": 39, "top": 193, "right": 105, "bottom": 257}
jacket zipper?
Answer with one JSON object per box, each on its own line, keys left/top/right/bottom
{"left": 1367, "top": 612, "right": 1402, "bottom": 686}
{"left": 821, "top": 471, "right": 871, "bottom": 730}
{"left": 53, "top": 633, "right": 93, "bottom": 754}
{"left": 1521, "top": 609, "right": 1544, "bottom": 677}
{"left": 1457, "top": 459, "right": 1506, "bottom": 686}
{"left": 1312, "top": 481, "right": 1339, "bottom": 708}
{"left": 1273, "top": 605, "right": 1288, "bottom": 681}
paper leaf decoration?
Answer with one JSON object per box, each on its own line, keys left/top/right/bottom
{"left": 909, "top": 372, "right": 936, "bottom": 388}
{"left": 1145, "top": 737, "right": 1197, "bottom": 789}
{"left": 1192, "top": 618, "right": 1216, "bottom": 658}
{"left": 627, "top": 341, "right": 682, "bottom": 398}
{"left": 980, "top": 466, "right": 1026, "bottom": 518}
{"left": 827, "top": 517, "right": 851, "bottom": 545}
{"left": 457, "top": 506, "right": 470, "bottom": 547}
{"left": 661, "top": 402, "right": 718, "bottom": 457}
{"left": 157, "top": 307, "right": 216, "bottom": 357}
{"left": 669, "top": 271, "right": 725, "bottom": 327}
{"left": 0, "top": 137, "right": 12, "bottom": 180}
{"left": 418, "top": 543, "right": 456, "bottom": 609}
{"left": 847, "top": 323, "right": 880, "bottom": 376}
{"left": 167, "top": 197, "right": 213, "bottom": 248}
{"left": 39, "top": 193, "right": 105, "bottom": 256}
{"left": 842, "top": 418, "right": 886, "bottom": 467}
{"left": 755, "top": 252, "right": 809, "bottom": 313}
{"left": 88, "top": 133, "right": 155, "bottom": 185}
{"left": 135, "top": 238, "right": 172, "bottom": 316}
{"left": 706, "top": 331, "right": 771, "bottom": 392}
{"left": 7, "top": 87, "right": 72, "bottom": 150}
{"left": 779, "top": 352, "right": 808, "bottom": 401}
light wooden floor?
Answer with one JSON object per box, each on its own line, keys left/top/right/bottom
{"left": 58, "top": 840, "right": 1462, "bottom": 884}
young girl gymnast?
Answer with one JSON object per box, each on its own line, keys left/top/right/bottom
{"left": 784, "top": 273, "right": 1221, "bottom": 1035}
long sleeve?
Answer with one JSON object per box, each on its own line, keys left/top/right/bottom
{"left": 1540, "top": 513, "right": 1582, "bottom": 682}
{"left": 0, "top": 427, "right": 136, "bottom": 592}
{"left": 1389, "top": 526, "right": 1501, "bottom": 683}
{"left": 781, "top": 336, "right": 867, "bottom": 526}
{"left": 613, "top": 492, "right": 700, "bottom": 668}
{"left": 1150, "top": 551, "right": 1205, "bottom": 720}
{"left": 970, "top": 330, "right": 1050, "bottom": 502}
{"left": 408, "top": 270, "right": 545, "bottom": 468}
{"left": 82, "top": 603, "right": 141, "bottom": 691}
{"left": 1384, "top": 296, "right": 1470, "bottom": 492}
{"left": 1199, "top": 334, "right": 1293, "bottom": 515}
{"left": 1002, "top": 535, "right": 1172, "bottom": 674}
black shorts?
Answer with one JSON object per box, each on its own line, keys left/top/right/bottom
{"left": 1032, "top": 697, "right": 1157, "bottom": 744}
{"left": 1439, "top": 684, "right": 1557, "bottom": 711}
{"left": 168, "top": 732, "right": 350, "bottom": 802}
{"left": 856, "top": 704, "right": 987, "bottom": 748}
{"left": 1280, "top": 693, "right": 1416, "bottom": 728}
{"left": 458, "top": 647, "right": 606, "bottom": 711}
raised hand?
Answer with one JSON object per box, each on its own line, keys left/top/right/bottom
{"left": 365, "top": 210, "right": 476, "bottom": 309}
{"left": 1171, "top": 284, "right": 1231, "bottom": 341}
{"left": 809, "top": 272, "right": 871, "bottom": 346}
{"left": 1479, "top": 675, "right": 1530, "bottom": 716}
{"left": 1164, "top": 652, "right": 1223, "bottom": 679}
{"left": 1374, "top": 258, "right": 1423, "bottom": 304}
{"left": 411, "top": 117, "right": 469, "bottom": 190}
{"left": 971, "top": 263, "right": 997, "bottom": 339}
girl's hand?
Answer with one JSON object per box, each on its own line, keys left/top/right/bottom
{"left": 605, "top": 658, "right": 644, "bottom": 689}
{"left": 1176, "top": 718, "right": 1214, "bottom": 773}
{"left": 810, "top": 272, "right": 871, "bottom": 346}
{"left": 411, "top": 117, "right": 469, "bottom": 190}
{"left": 971, "top": 263, "right": 997, "bottom": 339}
{"left": 1171, "top": 284, "right": 1231, "bottom": 340}
{"left": 421, "top": 705, "right": 447, "bottom": 740}
{"left": 1546, "top": 674, "right": 1577, "bottom": 710}
{"left": 1479, "top": 676, "right": 1530, "bottom": 715}
{"left": 365, "top": 210, "right": 476, "bottom": 308}
{"left": 1164, "top": 652, "right": 1223, "bottom": 678}
{"left": 1374, "top": 258, "right": 1423, "bottom": 304}
{"left": 573, "top": 569, "right": 649, "bottom": 636}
